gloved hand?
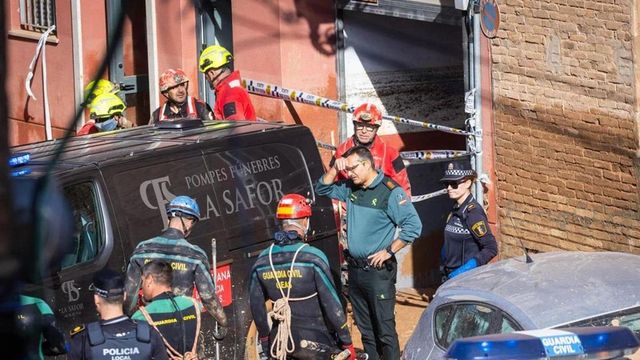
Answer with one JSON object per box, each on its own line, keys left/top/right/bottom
{"left": 448, "top": 258, "right": 478, "bottom": 279}
{"left": 259, "top": 336, "right": 270, "bottom": 360}
{"left": 342, "top": 343, "right": 356, "bottom": 360}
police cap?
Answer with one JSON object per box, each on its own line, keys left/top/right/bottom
{"left": 440, "top": 160, "right": 476, "bottom": 182}
{"left": 90, "top": 269, "right": 125, "bottom": 298}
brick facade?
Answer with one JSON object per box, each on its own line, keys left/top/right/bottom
{"left": 491, "top": 0, "right": 640, "bottom": 256}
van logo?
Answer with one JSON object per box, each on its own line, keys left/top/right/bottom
{"left": 140, "top": 176, "right": 176, "bottom": 228}
{"left": 61, "top": 280, "right": 80, "bottom": 302}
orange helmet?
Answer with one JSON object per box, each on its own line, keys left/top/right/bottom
{"left": 159, "top": 69, "right": 189, "bottom": 92}
{"left": 276, "top": 194, "right": 312, "bottom": 219}
{"left": 353, "top": 103, "right": 383, "bottom": 127}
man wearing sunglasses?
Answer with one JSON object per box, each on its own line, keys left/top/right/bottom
{"left": 316, "top": 146, "right": 422, "bottom": 360}
{"left": 440, "top": 161, "right": 497, "bottom": 281}
{"left": 198, "top": 45, "right": 257, "bottom": 121}
{"left": 249, "top": 194, "right": 355, "bottom": 360}
{"left": 331, "top": 103, "right": 410, "bottom": 196}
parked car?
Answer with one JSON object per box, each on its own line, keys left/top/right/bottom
{"left": 402, "top": 251, "right": 640, "bottom": 359}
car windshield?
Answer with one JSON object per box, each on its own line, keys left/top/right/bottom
{"left": 558, "top": 306, "right": 640, "bottom": 338}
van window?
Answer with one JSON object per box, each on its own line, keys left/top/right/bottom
{"left": 60, "top": 183, "right": 102, "bottom": 268}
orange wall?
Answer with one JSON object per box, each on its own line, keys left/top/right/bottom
{"left": 232, "top": 0, "right": 338, "bottom": 165}
{"left": 5, "top": 0, "right": 76, "bottom": 145}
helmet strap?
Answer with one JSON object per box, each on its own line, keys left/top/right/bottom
{"left": 208, "top": 68, "right": 230, "bottom": 89}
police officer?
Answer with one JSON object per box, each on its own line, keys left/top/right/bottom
{"left": 198, "top": 45, "right": 257, "bottom": 121}
{"left": 440, "top": 160, "right": 498, "bottom": 280}
{"left": 123, "top": 196, "right": 227, "bottom": 339}
{"left": 249, "top": 194, "right": 355, "bottom": 360}
{"left": 132, "top": 261, "right": 201, "bottom": 359}
{"left": 16, "top": 294, "right": 67, "bottom": 359}
{"left": 68, "top": 269, "right": 168, "bottom": 360}
{"left": 316, "top": 146, "right": 422, "bottom": 360}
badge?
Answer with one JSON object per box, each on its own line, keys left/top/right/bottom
{"left": 70, "top": 324, "right": 85, "bottom": 336}
{"left": 471, "top": 221, "right": 488, "bottom": 237}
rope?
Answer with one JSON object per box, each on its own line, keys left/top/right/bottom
{"left": 138, "top": 296, "right": 201, "bottom": 360}
{"left": 267, "top": 243, "right": 317, "bottom": 360}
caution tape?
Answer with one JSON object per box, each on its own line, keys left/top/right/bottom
{"left": 243, "top": 79, "right": 474, "bottom": 137}
{"left": 316, "top": 141, "right": 337, "bottom": 151}
{"left": 411, "top": 189, "right": 448, "bottom": 203}
{"left": 401, "top": 150, "right": 472, "bottom": 161}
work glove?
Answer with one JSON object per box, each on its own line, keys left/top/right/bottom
{"left": 448, "top": 258, "right": 478, "bottom": 279}
{"left": 259, "top": 336, "right": 270, "bottom": 360}
{"left": 342, "top": 343, "right": 356, "bottom": 360}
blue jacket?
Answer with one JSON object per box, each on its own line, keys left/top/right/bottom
{"left": 315, "top": 171, "right": 422, "bottom": 258}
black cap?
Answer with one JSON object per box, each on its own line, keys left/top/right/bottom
{"left": 440, "top": 160, "right": 476, "bottom": 182}
{"left": 89, "top": 269, "right": 125, "bottom": 298}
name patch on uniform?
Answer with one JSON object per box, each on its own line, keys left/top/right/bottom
{"left": 471, "top": 221, "right": 488, "bottom": 237}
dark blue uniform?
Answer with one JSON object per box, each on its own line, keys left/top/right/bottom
{"left": 442, "top": 195, "right": 498, "bottom": 275}
{"left": 68, "top": 315, "right": 168, "bottom": 360}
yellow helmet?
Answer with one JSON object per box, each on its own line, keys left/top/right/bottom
{"left": 199, "top": 45, "right": 233, "bottom": 73}
{"left": 89, "top": 93, "right": 126, "bottom": 119}
{"left": 83, "top": 80, "right": 119, "bottom": 107}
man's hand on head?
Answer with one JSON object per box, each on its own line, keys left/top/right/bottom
{"left": 334, "top": 157, "right": 348, "bottom": 172}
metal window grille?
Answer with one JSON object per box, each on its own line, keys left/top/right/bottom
{"left": 19, "top": 0, "right": 56, "bottom": 33}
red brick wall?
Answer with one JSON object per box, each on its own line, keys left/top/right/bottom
{"left": 491, "top": 0, "right": 640, "bottom": 256}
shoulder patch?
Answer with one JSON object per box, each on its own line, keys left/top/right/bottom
{"left": 70, "top": 324, "right": 85, "bottom": 336}
{"left": 471, "top": 221, "right": 488, "bottom": 237}
{"left": 385, "top": 180, "right": 396, "bottom": 190}
{"left": 223, "top": 102, "right": 237, "bottom": 118}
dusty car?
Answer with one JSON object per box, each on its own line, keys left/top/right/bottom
{"left": 402, "top": 251, "right": 640, "bottom": 360}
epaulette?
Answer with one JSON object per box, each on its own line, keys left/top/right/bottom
{"left": 465, "top": 203, "right": 476, "bottom": 212}
{"left": 384, "top": 180, "right": 397, "bottom": 190}
{"left": 70, "top": 324, "right": 85, "bottom": 336}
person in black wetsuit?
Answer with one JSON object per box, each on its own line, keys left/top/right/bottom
{"left": 249, "top": 194, "right": 355, "bottom": 360}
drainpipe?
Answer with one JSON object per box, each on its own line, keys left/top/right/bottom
{"left": 71, "top": 0, "right": 85, "bottom": 129}
{"left": 472, "top": 7, "right": 484, "bottom": 199}
{"left": 146, "top": 0, "right": 159, "bottom": 113}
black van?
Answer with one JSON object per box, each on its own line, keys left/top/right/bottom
{"left": 10, "top": 120, "right": 341, "bottom": 359}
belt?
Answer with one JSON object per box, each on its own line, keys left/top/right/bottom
{"left": 346, "top": 256, "right": 371, "bottom": 270}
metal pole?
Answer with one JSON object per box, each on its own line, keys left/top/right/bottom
{"left": 145, "top": 0, "right": 159, "bottom": 113}
{"left": 211, "top": 237, "right": 220, "bottom": 360}
{"left": 472, "top": 7, "right": 484, "bottom": 199}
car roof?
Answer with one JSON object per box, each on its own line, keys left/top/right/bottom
{"left": 10, "top": 121, "right": 293, "bottom": 177}
{"left": 436, "top": 251, "right": 640, "bottom": 329}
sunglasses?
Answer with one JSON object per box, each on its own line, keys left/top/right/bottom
{"left": 353, "top": 122, "right": 378, "bottom": 132}
{"left": 344, "top": 160, "right": 367, "bottom": 172}
{"left": 443, "top": 179, "right": 467, "bottom": 189}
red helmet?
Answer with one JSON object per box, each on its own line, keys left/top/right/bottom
{"left": 276, "top": 194, "right": 312, "bottom": 219}
{"left": 159, "top": 69, "right": 189, "bottom": 92}
{"left": 353, "top": 103, "right": 383, "bottom": 127}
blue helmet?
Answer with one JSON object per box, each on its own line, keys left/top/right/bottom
{"left": 166, "top": 196, "right": 201, "bottom": 221}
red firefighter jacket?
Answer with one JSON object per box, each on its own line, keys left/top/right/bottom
{"left": 214, "top": 71, "right": 257, "bottom": 121}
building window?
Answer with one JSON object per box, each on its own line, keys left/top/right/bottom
{"left": 19, "top": 0, "right": 56, "bottom": 34}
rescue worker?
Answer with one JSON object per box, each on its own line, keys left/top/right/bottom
{"left": 249, "top": 194, "right": 355, "bottom": 360}
{"left": 68, "top": 269, "right": 168, "bottom": 360}
{"left": 150, "top": 68, "right": 213, "bottom": 124}
{"left": 198, "top": 45, "right": 257, "bottom": 121}
{"left": 77, "top": 93, "right": 133, "bottom": 135}
{"left": 331, "top": 103, "right": 411, "bottom": 196}
{"left": 440, "top": 160, "right": 497, "bottom": 280}
{"left": 132, "top": 261, "right": 201, "bottom": 359}
{"left": 16, "top": 294, "right": 67, "bottom": 359}
{"left": 123, "top": 196, "right": 227, "bottom": 340}
{"left": 316, "top": 146, "right": 422, "bottom": 360}
{"left": 83, "top": 79, "right": 120, "bottom": 107}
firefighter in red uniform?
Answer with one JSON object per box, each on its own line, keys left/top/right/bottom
{"left": 198, "top": 45, "right": 257, "bottom": 121}
{"left": 150, "top": 68, "right": 213, "bottom": 125}
{"left": 331, "top": 103, "right": 411, "bottom": 195}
